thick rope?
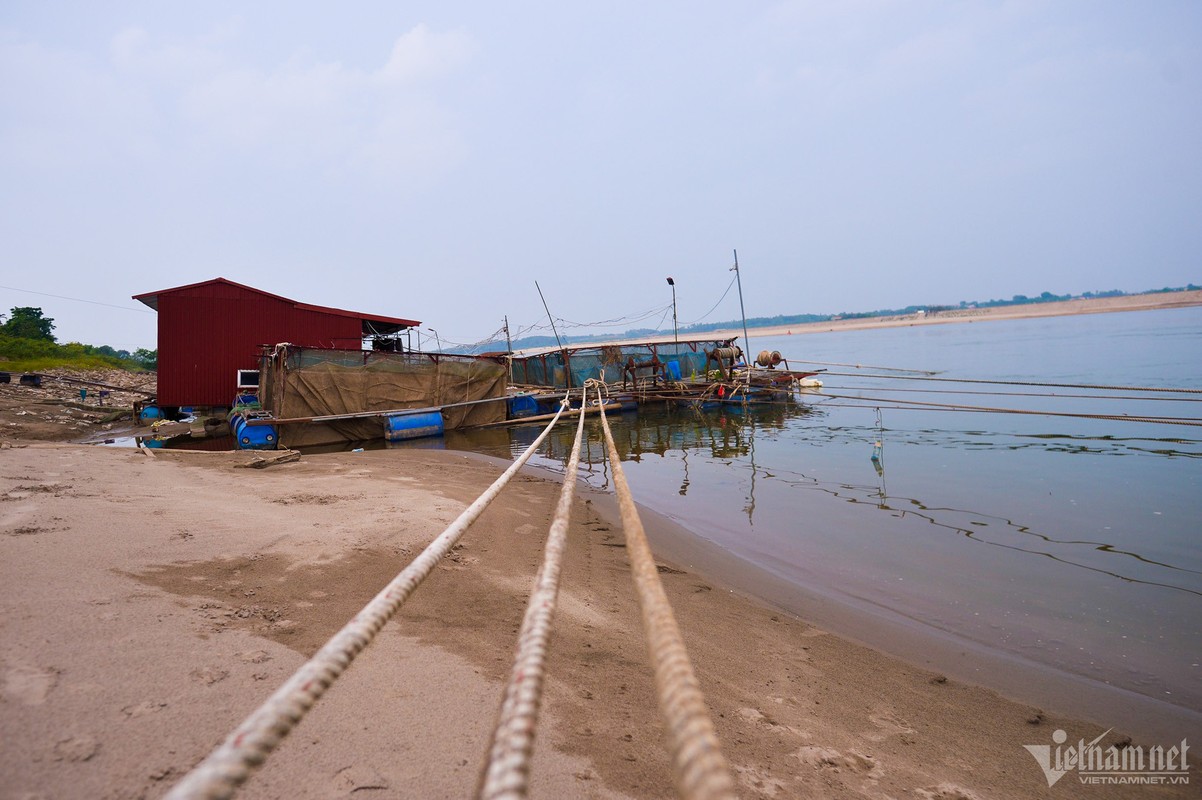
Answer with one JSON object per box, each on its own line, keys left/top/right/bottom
{"left": 595, "top": 392, "right": 738, "bottom": 800}
{"left": 166, "top": 396, "right": 573, "bottom": 800}
{"left": 478, "top": 382, "right": 592, "bottom": 799}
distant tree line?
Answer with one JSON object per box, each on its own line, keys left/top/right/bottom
{"left": 0, "top": 306, "right": 156, "bottom": 370}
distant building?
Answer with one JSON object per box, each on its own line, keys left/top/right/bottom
{"left": 133, "top": 278, "right": 419, "bottom": 410}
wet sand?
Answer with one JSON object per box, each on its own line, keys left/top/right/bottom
{"left": 2, "top": 442, "right": 1195, "bottom": 798}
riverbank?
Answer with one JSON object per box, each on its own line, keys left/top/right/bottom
{"left": 2, "top": 443, "right": 1194, "bottom": 798}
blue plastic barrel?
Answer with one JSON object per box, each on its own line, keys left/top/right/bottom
{"left": 139, "top": 406, "right": 163, "bottom": 421}
{"left": 230, "top": 414, "right": 278, "bottom": 450}
{"left": 507, "top": 394, "right": 538, "bottom": 419}
{"left": 384, "top": 411, "right": 444, "bottom": 441}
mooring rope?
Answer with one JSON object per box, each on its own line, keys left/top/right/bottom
{"left": 818, "top": 384, "right": 1202, "bottom": 402}
{"left": 818, "top": 391, "right": 1202, "bottom": 426}
{"left": 166, "top": 395, "right": 574, "bottom": 800}
{"left": 818, "top": 371, "right": 1202, "bottom": 394}
{"left": 595, "top": 391, "right": 737, "bottom": 800}
{"left": 478, "top": 382, "right": 590, "bottom": 799}
{"left": 784, "top": 358, "right": 939, "bottom": 375}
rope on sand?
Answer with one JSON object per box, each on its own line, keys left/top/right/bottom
{"left": 166, "top": 395, "right": 573, "bottom": 800}
{"left": 478, "top": 381, "right": 592, "bottom": 799}
{"left": 595, "top": 390, "right": 738, "bottom": 800}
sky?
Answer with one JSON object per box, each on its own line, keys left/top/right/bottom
{"left": 2, "top": 1, "right": 1199, "bottom": 351}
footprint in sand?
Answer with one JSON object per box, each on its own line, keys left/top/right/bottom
{"left": 121, "top": 701, "right": 167, "bottom": 718}
{"left": 190, "top": 667, "right": 229, "bottom": 686}
{"left": 732, "top": 764, "right": 788, "bottom": 797}
{"left": 916, "top": 783, "right": 981, "bottom": 800}
{"left": 334, "top": 764, "right": 390, "bottom": 793}
{"left": 865, "top": 709, "right": 916, "bottom": 742}
{"left": 2, "top": 664, "right": 59, "bottom": 705}
{"left": 53, "top": 734, "right": 99, "bottom": 762}
{"left": 737, "top": 706, "right": 804, "bottom": 736}
{"left": 794, "top": 745, "right": 882, "bottom": 778}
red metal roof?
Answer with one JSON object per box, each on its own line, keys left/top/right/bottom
{"left": 133, "top": 277, "right": 422, "bottom": 407}
{"left": 133, "top": 277, "right": 420, "bottom": 329}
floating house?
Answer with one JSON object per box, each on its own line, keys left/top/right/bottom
{"left": 133, "top": 278, "right": 420, "bottom": 413}
{"left": 508, "top": 338, "right": 732, "bottom": 389}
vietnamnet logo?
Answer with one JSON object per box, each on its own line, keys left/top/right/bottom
{"left": 1024, "top": 729, "right": 1190, "bottom": 787}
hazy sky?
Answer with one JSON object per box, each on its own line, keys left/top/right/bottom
{"left": 2, "top": 2, "right": 1199, "bottom": 350}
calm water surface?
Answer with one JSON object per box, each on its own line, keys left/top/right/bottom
{"left": 414, "top": 307, "right": 1202, "bottom": 715}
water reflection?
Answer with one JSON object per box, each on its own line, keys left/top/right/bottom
{"left": 388, "top": 394, "right": 1201, "bottom": 709}
{"left": 428, "top": 404, "right": 1199, "bottom": 598}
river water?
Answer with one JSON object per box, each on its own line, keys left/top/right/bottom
{"left": 414, "top": 307, "right": 1202, "bottom": 723}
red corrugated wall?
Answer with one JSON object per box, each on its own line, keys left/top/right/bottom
{"left": 155, "top": 282, "right": 363, "bottom": 407}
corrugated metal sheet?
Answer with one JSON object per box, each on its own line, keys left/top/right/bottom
{"left": 137, "top": 279, "right": 418, "bottom": 408}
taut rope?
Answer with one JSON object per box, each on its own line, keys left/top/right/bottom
{"left": 478, "top": 382, "right": 591, "bottom": 798}
{"left": 167, "top": 396, "right": 573, "bottom": 800}
{"left": 596, "top": 391, "right": 737, "bottom": 800}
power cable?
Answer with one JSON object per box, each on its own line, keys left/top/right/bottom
{"left": 0, "top": 284, "right": 154, "bottom": 313}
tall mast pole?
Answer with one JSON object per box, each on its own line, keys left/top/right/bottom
{"left": 732, "top": 249, "right": 751, "bottom": 386}
{"left": 534, "top": 281, "right": 564, "bottom": 352}
{"left": 667, "top": 276, "right": 678, "bottom": 356}
{"left": 535, "top": 280, "right": 570, "bottom": 389}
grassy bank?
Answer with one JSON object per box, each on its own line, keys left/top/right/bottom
{"left": 0, "top": 333, "right": 150, "bottom": 374}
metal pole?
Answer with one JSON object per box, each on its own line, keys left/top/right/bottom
{"left": 732, "top": 249, "right": 751, "bottom": 386}
{"left": 534, "top": 281, "right": 565, "bottom": 352}
{"left": 535, "top": 280, "right": 571, "bottom": 389}
{"left": 504, "top": 315, "right": 513, "bottom": 355}
{"left": 427, "top": 327, "right": 442, "bottom": 352}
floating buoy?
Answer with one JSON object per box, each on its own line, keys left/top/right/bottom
{"left": 384, "top": 411, "right": 444, "bottom": 441}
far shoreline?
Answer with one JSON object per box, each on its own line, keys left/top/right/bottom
{"left": 730, "top": 288, "right": 1202, "bottom": 342}
{"left": 516, "top": 289, "right": 1202, "bottom": 355}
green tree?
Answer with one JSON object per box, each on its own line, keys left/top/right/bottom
{"left": 132, "top": 348, "right": 158, "bottom": 369}
{"left": 2, "top": 306, "right": 56, "bottom": 341}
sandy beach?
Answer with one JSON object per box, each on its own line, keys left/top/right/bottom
{"left": 2, "top": 437, "right": 1196, "bottom": 799}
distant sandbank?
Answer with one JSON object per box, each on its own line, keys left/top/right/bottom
{"left": 542, "top": 290, "right": 1202, "bottom": 355}
{"left": 699, "top": 289, "right": 1202, "bottom": 343}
